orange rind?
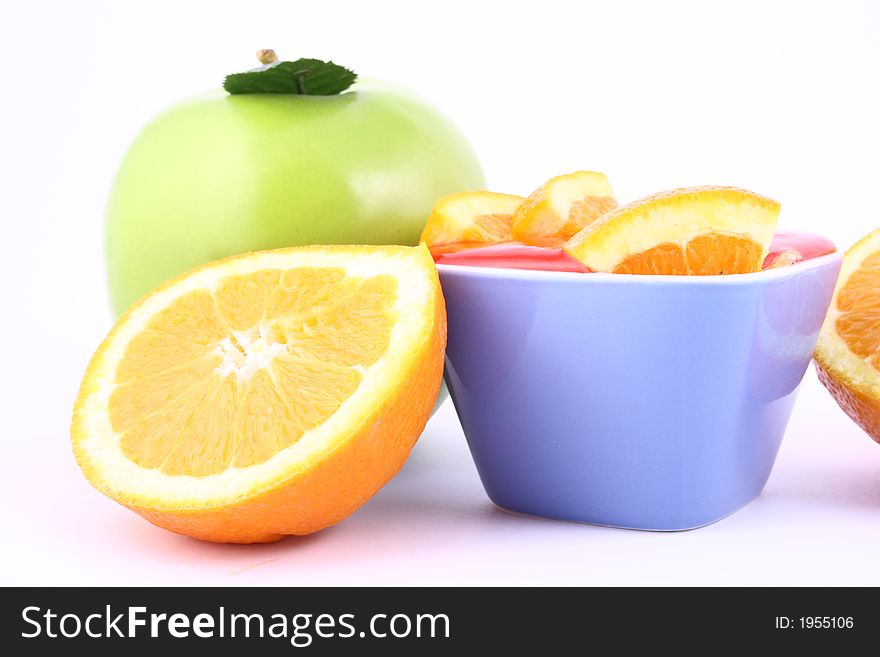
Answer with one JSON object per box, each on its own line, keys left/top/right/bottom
{"left": 71, "top": 245, "right": 446, "bottom": 543}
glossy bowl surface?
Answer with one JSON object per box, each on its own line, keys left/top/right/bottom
{"left": 439, "top": 253, "right": 841, "bottom": 530}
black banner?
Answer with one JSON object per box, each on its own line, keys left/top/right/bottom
{"left": 1, "top": 587, "right": 874, "bottom": 653}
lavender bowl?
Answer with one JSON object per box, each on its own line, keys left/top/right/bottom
{"left": 439, "top": 252, "right": 841, "bottom": 530}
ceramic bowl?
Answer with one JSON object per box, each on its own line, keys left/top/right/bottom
{"left": 439, "top": 252, "right": 841, "bottom": 530}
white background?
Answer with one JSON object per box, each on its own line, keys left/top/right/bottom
{"left": 2, "top": 0, "right": 880, "bottom": 585}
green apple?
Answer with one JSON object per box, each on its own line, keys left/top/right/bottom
{"left": 106, "top": 57, "right": 484, "bottom": 316}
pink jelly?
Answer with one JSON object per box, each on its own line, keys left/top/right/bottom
{"left": 432, "top": 231, "right": 836, "bottom": 273}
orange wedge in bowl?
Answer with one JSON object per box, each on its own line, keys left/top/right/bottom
{"left": 563, "top": 186, "right": 780, "bottom": 275}
{"left": 71, "top": 245, "right": 446, "bottom": 543}
{"left": 815, "top": 229, "right": 880, "bottom": 443}
{"left": 419, "top": 191, "right": 525, "bottom": 251}
{"left": 511, "top": 170, "right": 617, "bottom": 246}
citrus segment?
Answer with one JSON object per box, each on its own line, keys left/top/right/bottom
{"left": 563, "top": 186, "right": 779, "bottom": 275}
{"left": 815, "top": 229, "right": 880, "bottom": 443}
{"left": 511, "top": 171, "right": 617, "bottom": 246}
{"left": 612, "top": 233, "right": 765, "bottom": 275}
{"left": 419, "top": 191, "right": 525, "bottom": 249}
{"left": 71, "top": 245, "right": 446, "bottom": 542}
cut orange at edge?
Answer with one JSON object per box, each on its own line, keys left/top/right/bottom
{"left": 815, "top": 228, "right": 880, "bottom": 444}
{"left": 71, "top": 244, "right": 447, "bottom": 543}
{"left": 511, "top": 171, "right": 617, "bottom": 247}
{"left": 419, "top": 191, "right": 526, "bottom": 250}
{"left": 563, "top": 185, "right": 780, "bottom": 275}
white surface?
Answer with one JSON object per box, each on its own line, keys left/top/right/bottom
{"left": 4, "top": 385, "right": 880, "bottom": 586}
{"left": 2, "top": 0, "right": 880, "bottom": 586}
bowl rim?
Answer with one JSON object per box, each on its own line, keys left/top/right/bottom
{"left": 436, "top": 251, "right": 841, "bottom": 286}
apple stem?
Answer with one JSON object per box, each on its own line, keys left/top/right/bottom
{"left": 256, "top": 49, "right": 278, "bottom": 65}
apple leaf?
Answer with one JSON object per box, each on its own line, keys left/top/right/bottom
{"left": 224, "top": 59, "right": 357, "bottom": 95}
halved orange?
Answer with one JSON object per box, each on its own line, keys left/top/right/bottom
{"left": 563, "top": 186, "right": 780, "bottom": 274}
{"left": 71, "top": 245, "right": 446, "bottom": 543}
{"left": 815, "top": 228, "right": 880, "bottom": 444}
{"left": 419, "top": 191, "right": 525, "bottom": 250}
{"left": 511, "top": 171, "right": 617, "bottom": 246}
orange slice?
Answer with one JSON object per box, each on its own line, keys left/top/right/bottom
{"left": 511, "top": 171, "right": 617, "bottom": 246}
{"left": 71, "top": 245, "right": 446, "bottom": 543}
{"left": 815, "top": 229, "right": 880, "bottom": 444}
{"left": 419, "top": 191, "right": 525, "bottom": 249}
{"left": 563, "top": 186, "right": 779, "bottom": 274}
